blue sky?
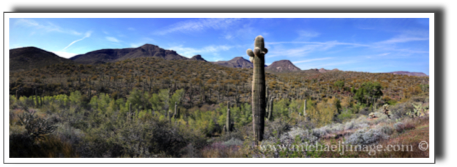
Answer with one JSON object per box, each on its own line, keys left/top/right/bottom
{"left": 9, "top": 18, "right": 430, "bottom": 74}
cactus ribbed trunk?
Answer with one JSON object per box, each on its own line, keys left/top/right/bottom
{"left": 174, "top": 102, "right": 177, "bottom": 118}
{"left": 226, "top": 102, "right": 231, "bottom": 132}
{"left": 247, "top": 35, "right": 268, "bottom": 143}
{"left": 268, "top": 96, "right": 273, "bottom": 120}
{"left": 303, "top": 99, "right": 307, "bottom": 116}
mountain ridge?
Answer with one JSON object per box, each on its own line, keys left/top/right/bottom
{"left": 70, "top": 44, "right": 188, "bottom": 64}
{"left": 9, "top": 46, "right": 74, "bottom": 72}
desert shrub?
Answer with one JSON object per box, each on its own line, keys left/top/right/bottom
{"left": 287, "top": 127, "right": 318, "bottom": 143}
{"left": 148, "top": 118, "right": 206, "bottom": 157}
{"left": 390, "top": 103, "right": 414, "bottom": 119}
{"left": 337, "top": 109, "right": 354, "bottom": 122}
{"left": 329, "top": 123, "right": 344, "bottom": 133}
{"left": 264, "top": 119, "right": 291, "bottom": 140}
{"left": 346, "top": 128, "right": 388, "bottom": 145}
{"left": 376, "top": 124, "right": 394, "bottom": 135}
{"left": 17, "top": 109, "right": 57, "bottom": 140}
{"left": 217, "top": 130, "right": 244, "bottom": 143}
{"left": 312, "top": 126, "right": 328, "bottom": 138}
{"left": 344, "top": 120, "right": 355, "bottom": 130}
{"left": 279, "top": 132, "right": 294, "bottom": 144}
{"left": 393, "top": 122, "right": 405, "bottom": 133}
{"left": 371, "top": 112, "right": 389, "bottom": 124}
{"left": 359, "top": 107, "right": 370, "bottom": 115}
{"left": 223, "top": 138, "right": 243, "bottom": 147}
{"left": 356, "top": 123, "right": 370, "bottom": 129}
{"left": 403, "top": 121, "right": 416, "bottom": 131}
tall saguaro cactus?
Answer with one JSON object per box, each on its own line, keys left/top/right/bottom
{"left": 247, "top": 35, "right": 268, "bottom": 143}
{"left": 226, "top": 102, "right": 231, "bottom": 133}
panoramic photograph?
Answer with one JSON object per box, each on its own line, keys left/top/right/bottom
{"left": 6, "top": 15, "right": 431, "bottom": 160}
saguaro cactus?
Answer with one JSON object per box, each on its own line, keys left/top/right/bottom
{"left": 226, "top": 102, "right": 231, "bottom": 132}
{"left": 303, "top": 99, "right": 307, "bottom": 117}
{"left": 247, "top": 35, "right": 268, "bottom": 143}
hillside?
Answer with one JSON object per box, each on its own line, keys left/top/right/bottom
{"left": 190, "top": 54, "right": 207, "bottom": 62}
{"left": 265, "top": 60, "right": 301, "bottom": 73}
{"left": 70, "top": 44, "right": 188, "bottom": 64}
{"left": 213, "top": 57, "right": 253, "bottom": 68}
{"left": 9, "top": 47, "right": 74, "bottom": 72}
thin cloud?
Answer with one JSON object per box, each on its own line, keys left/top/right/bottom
{"left": 298, "top": 30, "right": 319, "bottom": 37}
{"left": 293, "top": 57, "right": 333, "bottom": 64}
{"left": 299, "top": 60, "right": 357, "bottom": 69}
{"left": 377, "top": 36, "right": 429, "bottom": 44}
{"left": 15, "top": 18, "right": 82, "bottom": 35}
{"left": 154, "top": 18, "right": 241, "bottom": 35}
{"left": 106, "top": 36, "right": 121, "bottom": 43}
{"left": 267, "top": 41, "right": 347, "bottom": 58}
{"left": 61, "top": 31, "right": 92, "bottom": 51}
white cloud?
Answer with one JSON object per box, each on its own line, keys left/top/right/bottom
{"left": 128, "top": 27, "right": 136, "bottom": 31}
{"left": 377, "top": 35, "right": 429, "bottom": 44}
{"left": 61, "top": 31, "right": 92, "bottom": 51}
{"left": 15, "top": 18, "right": 82, "bottom": 35}
{"left": 154, "top": 18, "right": 240, "bottom": 35}
{"left": 106, "top": 36, "right": 121, "bottom": 43}
{"left": 267, "top": 41, "right": 346, "bottom": 58}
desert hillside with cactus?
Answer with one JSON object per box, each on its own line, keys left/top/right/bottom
{"left": 9, "top": 42, "right": 429, "bottom": 158}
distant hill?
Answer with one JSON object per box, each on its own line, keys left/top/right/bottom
{"left": 9, "top": 47, "right": 73, "bottom": 72}
{"left": 213, "top": 57, "right": 253, "bottom": 68}
{"left": 387, "top": 71, "right": 428, "bottom": 77}
{"left": 190, "top": 54, "right": 207, "bottom": 62}
{"left": 70, "top": 44, "right": 188, "bottom": 64}
{"left": 265, "top": 60, "right": 301, "bottom": 73}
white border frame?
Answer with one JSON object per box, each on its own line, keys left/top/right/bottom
{"left": 3, "top": 13, "right": 435, "bottom": 164}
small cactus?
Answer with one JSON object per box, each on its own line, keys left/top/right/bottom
{"left": 369, "top": 112, "right": 376, "bottom": 118}
{"left": 383, "top": 104, "right": 391, "bottom": 119}
{"left": 408, "top": 102, "right": 424, "bottom": 118}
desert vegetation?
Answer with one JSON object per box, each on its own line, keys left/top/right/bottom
{"left": 9, "top": 48, "right": 429, "bottom": 157}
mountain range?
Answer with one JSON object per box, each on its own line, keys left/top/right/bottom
{"left": 265, "top": 60, "right": 301, "bottom": 73}
{"left": 70, "top": 44, "right": 187, "bottom": 64}
{"left": 9, "top": 44, "right": 428, "bottom": 76}
{"left": 9, "top": 47, "right": 73, "bottom": 72}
